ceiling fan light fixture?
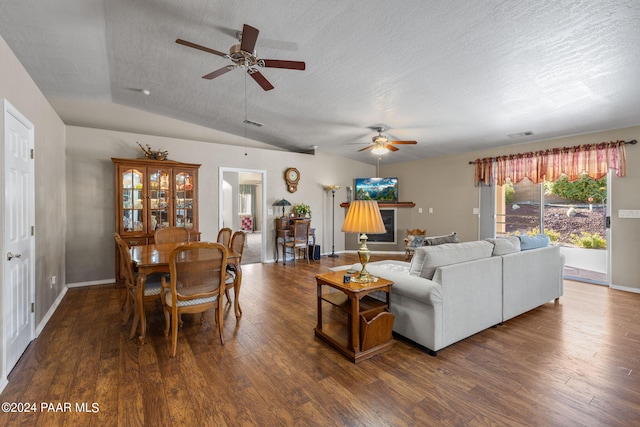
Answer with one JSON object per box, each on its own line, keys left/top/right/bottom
{"left": 371, "top": 145, "right": 389, "bottom": 155}
{"left": 176, "top": 24, "right": 305, "bottom": 91}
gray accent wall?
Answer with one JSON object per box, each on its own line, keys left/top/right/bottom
{"left": 65, "top": 126, "right": 375, "bottom": 284}
{"left": 0, "top": 35, "right": 67, "bottom": 355}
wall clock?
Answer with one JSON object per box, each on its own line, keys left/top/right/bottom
{"left": 285, "top": 167, "right": 300, "bottom": 193}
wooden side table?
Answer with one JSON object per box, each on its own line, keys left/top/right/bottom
{"left": 314, "top": 271, "right": 395, "bottom": 363}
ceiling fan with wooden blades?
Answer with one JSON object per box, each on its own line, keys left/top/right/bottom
{"left": 357, "top": 127, "right": 417, "bottom": 154}
{"left": 176, "top": 24, "right": 305, "bottom": 91}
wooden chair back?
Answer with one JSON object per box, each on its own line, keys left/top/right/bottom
{"left": 229, "top": 231, "right": 247, "bottom": 263}
{"left": 154, "top": 226, "right": 190, "bottom": 243}
{"left": 224, "top": 231, "right": 247, "bottom": 307}
{"left": 217, "top": 227, "right": 233, "bottom": 247}
{"left": 114, "top": 233, "right": 136, "bottom": 328}
{"left": 114, "top": 233, "right": 135, "bottom": 291}
{"left": 406, "top": 229, "right": 427, "bottom": 238}
{"left": 284, "top": 220, "right": 310, "bottom": 265}
{"left": 292, "top": 220, "right": 310, "bottom": 247}
{"left": 163, "top": 242, "right": 228, "bottom": 356}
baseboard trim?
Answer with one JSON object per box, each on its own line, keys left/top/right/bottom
{"left": 66, "top": 278, "right": 115, "bottom": 288}
{"left": 343, "top": 250, "right": 404, "bottom": 255}
{"left": 35, "top": 286, "right": 68, "bottom": 337}
{"left": 610, "top": 284, "right": 640, "bottom": 294}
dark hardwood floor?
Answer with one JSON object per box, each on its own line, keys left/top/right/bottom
{"left": 1, "top": 253, "right": 639, "bottom": 426}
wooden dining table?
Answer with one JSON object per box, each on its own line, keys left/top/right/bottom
{"left": 130, "top": 241, "right": 242, "bottom": 344}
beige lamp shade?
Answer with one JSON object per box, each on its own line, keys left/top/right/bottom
{"left": 342, "top": 200, "right": 385, "bottom": 234}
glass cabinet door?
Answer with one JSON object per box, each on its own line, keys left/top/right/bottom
{"left": 121, "top": 168, "right": 145, "bottom": 233}
{"left": 148, "top": 167, "right": 171, "bottom": 231}
{"left": 174, "top": 170, "right": 195, "bottom": 230}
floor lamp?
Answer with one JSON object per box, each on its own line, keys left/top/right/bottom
{"left": 324, "top": 185, "right": 340, "bottom": 257}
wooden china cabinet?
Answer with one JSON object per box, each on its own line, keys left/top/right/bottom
{"left": 112, "top": 157, "right": 201, "bottom": 286}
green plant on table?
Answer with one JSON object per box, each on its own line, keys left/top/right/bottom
{"left": 292, "top": 203, "right": 311, "bottom": 217}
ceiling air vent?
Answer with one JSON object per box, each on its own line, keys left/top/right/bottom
{"left": 243, "top": 119, "right": 263, "bottom": 127}
{"left": 508, "top": 131, "right": 534, "bottom": 138}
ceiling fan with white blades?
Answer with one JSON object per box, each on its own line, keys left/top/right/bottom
{"left": 358, "top": 127, "right": 417, "bottom": 154}
{"left": 176, "top": 24, "right": 305, "bottom": 91}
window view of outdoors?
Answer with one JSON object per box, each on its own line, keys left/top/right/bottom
{"left": 496, "top": 175, "right": 607, "bottom": 249}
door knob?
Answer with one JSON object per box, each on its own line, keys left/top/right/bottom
{"left": 7, "top": 252, "right": 22, "bottom": 261}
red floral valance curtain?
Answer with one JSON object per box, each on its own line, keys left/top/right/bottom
{"left": 474, "top": 140, "right": 627, "bottom": 186}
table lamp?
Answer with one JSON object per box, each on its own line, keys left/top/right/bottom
{"left": 341, "top": 200, "right": 386, "bottom": 283}
{"left": 272, "top": 199, "right": 291, "bottom": 217}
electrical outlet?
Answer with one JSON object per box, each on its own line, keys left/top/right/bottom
{"left": 50, "top": 275, "right": 56, "bottom": 288}
{"left": 418, "top": 208, "right": 423, "bottom": 213}
{"left": 429, "top": 208, "right": 433, "bottom": 214}
{"left": 473, "top": 208, "right": 479, "bottom": 215}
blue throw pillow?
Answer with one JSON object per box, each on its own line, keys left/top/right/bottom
{"left": 411, "top": 236, "right": 424, "bottom": 247}
{"left": 518, "top": 234, "right": 550, "bottom": 250}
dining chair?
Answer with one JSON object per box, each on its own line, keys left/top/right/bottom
{"left": 113, "top": 233, "right": 163, "bottom": 339}
{"left": 225, "top": 231, "right": 246, "bottom": 314}
{"left": 154, "top": 226, "right": 190, "bottom": 243}
{"left": 216, "top": 227, "right": 232, "bottom": 247}
{"left": 404, "top": 228, "right": 426, "bottom": 261}
{"left": 161, "top": 242, "right": 228, "bottom": 357}
{"left": 283, "top": 220, "right": 310, "bottom": 265}
{"left": 153, "top": 226, "right": 191, "bottom": 284}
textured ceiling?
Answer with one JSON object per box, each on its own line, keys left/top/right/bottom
{"left": 1, "top": 0, "right": 640, "bottom": 165}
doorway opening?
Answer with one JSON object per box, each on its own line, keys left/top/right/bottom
{"left": 219, "top": 168, "right": 266, "bottom": 264}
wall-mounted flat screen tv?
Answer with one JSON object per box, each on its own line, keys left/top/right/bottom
{"left": 354, "top": 177, "right": 398, "bottom": 202}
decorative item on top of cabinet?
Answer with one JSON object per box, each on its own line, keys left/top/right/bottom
{"left": 137, "top": 142, "right": 169, "bottom": 160}
{"left": 112, "top": 157, "right": 201, "bottom": 287}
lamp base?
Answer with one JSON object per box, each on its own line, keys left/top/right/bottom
{"left": 352, "top": 233, "right": 375, "bottom": 283}
{"left": 327, "top": 253, "right": 339, "bottom": 258}
{"left": 351, "top": 272, "right": 377, "bottom": 284}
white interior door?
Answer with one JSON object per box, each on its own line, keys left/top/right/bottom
{"left": 3, "top": 100, "right": 35, "bottom": 377}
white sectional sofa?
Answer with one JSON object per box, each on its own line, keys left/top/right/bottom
{"left": 350, "top": 236, "right": 564, "bottom": 355}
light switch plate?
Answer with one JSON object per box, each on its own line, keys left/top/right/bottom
{"left": 619, "top": 209, "right": 640, "bottom": 218}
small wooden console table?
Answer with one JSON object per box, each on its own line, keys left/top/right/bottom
{"left": 314, "top": 271, "right": 395, "bottom": 363}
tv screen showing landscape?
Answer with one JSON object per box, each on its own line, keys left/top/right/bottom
{"left": 354, "top": 177, "right": 398, "bottom": 201}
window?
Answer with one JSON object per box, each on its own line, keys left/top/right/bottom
{"left": 239, "top": 193, "right": 252, "bottom": 215}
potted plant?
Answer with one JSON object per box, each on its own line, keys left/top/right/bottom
{"left": 292, "top": 203, "right": 312, "bottom": 218}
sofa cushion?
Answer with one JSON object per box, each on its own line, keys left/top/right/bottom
{"left": 518, "top": 234, "right": 550, "bottom": 250}
{"left": 486, "top": 236, "right": 521, "bottom": 255}
{"left": 423, "top": 232, "right": 459, "bottom": 246}
{"left": 409, "top": 240, "right": 494, "bottom": 279}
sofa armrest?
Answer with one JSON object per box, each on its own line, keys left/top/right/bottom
{"left": 350, "top": 261, "right": 442, "bottom": 306}
{"left": 501, "top": 245, "right": 564, "bottom": 321}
